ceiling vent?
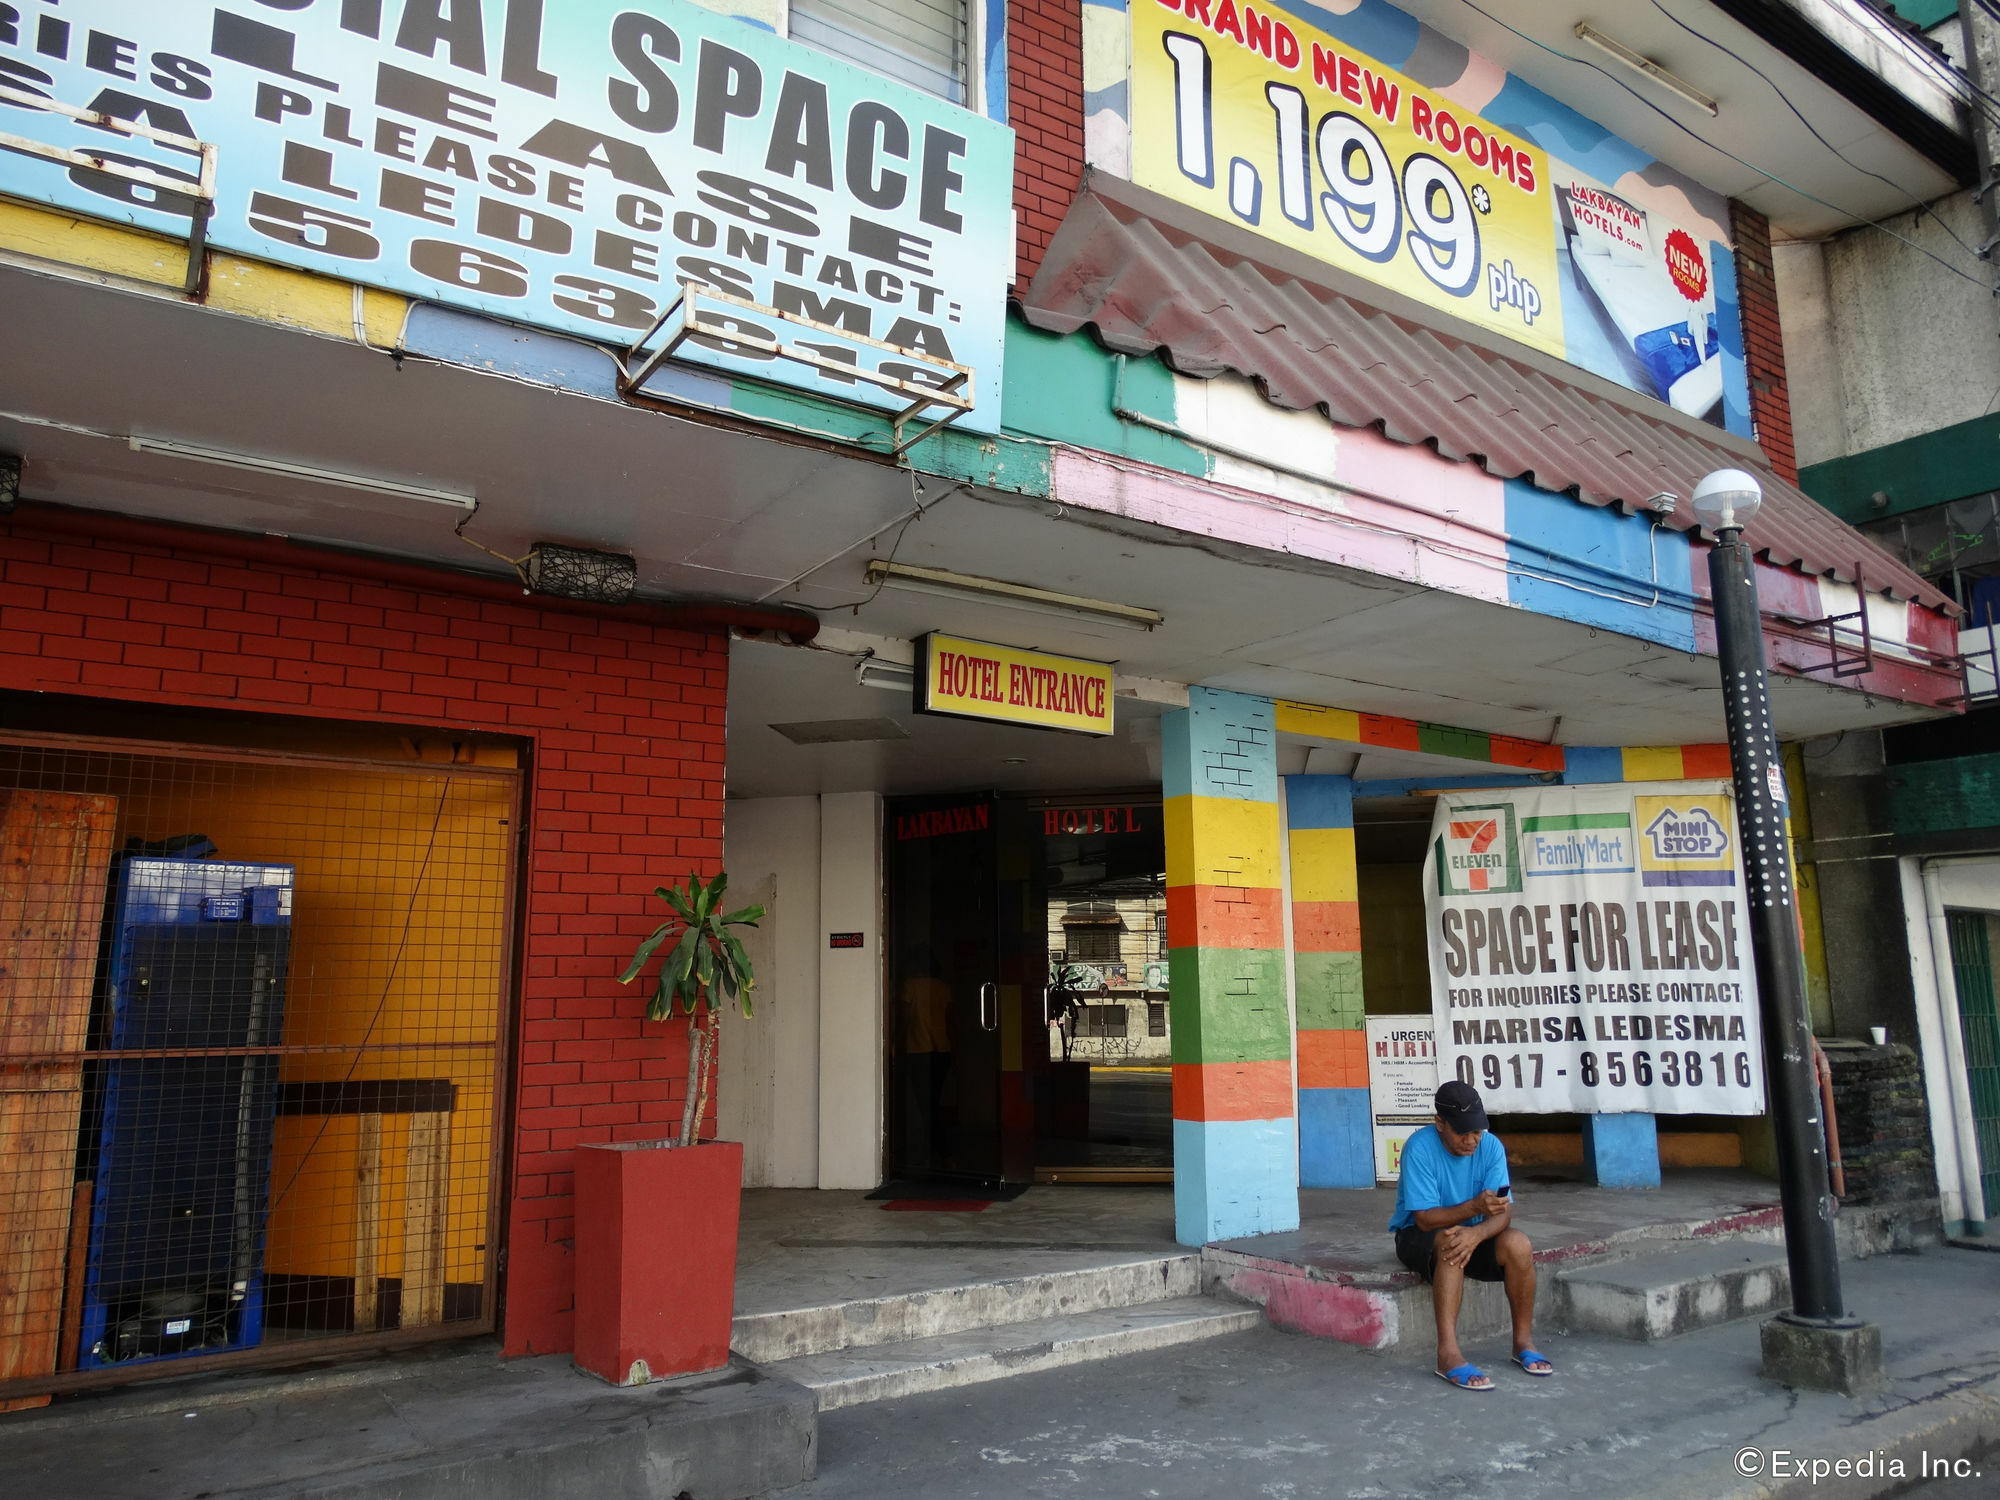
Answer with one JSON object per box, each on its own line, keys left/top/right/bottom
{"left": 768, "top": 718, "right": 911, "bottom": 745}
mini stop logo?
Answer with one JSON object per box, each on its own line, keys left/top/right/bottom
{"left": 1664, "top": 228, "right": 1708, "bottom": 302}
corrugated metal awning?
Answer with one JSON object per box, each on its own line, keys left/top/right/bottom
{"left": 1020, "top": 172, "right": 1948, "bottom": 613}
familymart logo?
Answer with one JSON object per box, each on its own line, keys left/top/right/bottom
{"left": 1435, "top": 804, "right": 1522, "bottom": 896}
{"left": 1521, "top": 811, "right": 1634, "bottom": 878}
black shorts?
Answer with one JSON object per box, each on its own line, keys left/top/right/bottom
{"left": 1395, "top": 1225, "right": 1506, "bottom": 1283}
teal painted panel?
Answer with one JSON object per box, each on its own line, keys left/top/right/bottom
{"left": 1885, "top": 755, "right": 2000, "bottom": 838}
{"left": 1799, "top": 411, "right": 2000, "bottom": 522}
{"left": 1001, "top": 320, "right": 1207, "bottom": 476}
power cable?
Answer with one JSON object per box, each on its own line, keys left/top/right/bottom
{"left": 1451, "top": 0, "right": 1996, "bottom": 292}
{"left": 1878, "top": 1, "right": 2000, "bottom": 137}
{"left": 1876, "top": 0, "right": 2000, "bottom": 112}
{"left": 268, "top": 781, "right": 451, "bottom": 1219}
{"left": 1649, "top": 0, "right": 1987, "bottom": 265}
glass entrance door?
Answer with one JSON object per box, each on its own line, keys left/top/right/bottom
{"left": 1030, "top": 800, "right": 1173, "bottom": 1180}
{"left": 887, "top": 795, "right": 1002, "bottom": 1181}
{"left": 886, "top": 792, "right": 1173, "bottom": 1185}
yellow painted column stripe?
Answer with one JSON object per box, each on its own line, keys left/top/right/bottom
{"left": 1164, "top": 794, "right": 1281, "bottom": 889}
{"left": 1287, "top": 826, "right": 1358, "bottom": 903}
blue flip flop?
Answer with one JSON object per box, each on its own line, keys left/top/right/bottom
{"left": 1436, "top": 1363, "right": 1495, "bottom": 1390}
{"left": 1513, "top": 1349, "right": 1555, "bottom": 1377}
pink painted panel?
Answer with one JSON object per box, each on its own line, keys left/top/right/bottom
{"left": 1051, "top": 434, "right": 1510, "bottom": 610}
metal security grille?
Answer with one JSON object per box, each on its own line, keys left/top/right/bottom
{"left": 1947, "top": 911, "right": 2000, "bottom": 1219}
{"left": 0, "top": 733, "right": 515, "bottom": 1405}
{"left": 789, "top": 0, "right": 968, "bottom": 102}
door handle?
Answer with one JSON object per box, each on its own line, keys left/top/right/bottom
{"left": 980, "top": 981, "right": 997, "bottom": 1032}
{"left": 1041, "top": 985, "right": 1051, "bottom": 1026}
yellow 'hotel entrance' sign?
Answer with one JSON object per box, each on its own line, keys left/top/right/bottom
{"left": 915, "top": 634, "right": 1116, "bottom": 737}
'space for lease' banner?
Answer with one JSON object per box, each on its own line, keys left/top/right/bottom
{"left": 1424, "top": 781, "right": 1767, "bottom": 1116}
{"left": 0, "top": 0, "right": 1013, "bottom": 430}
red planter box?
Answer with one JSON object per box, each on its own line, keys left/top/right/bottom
{"left": 573, "top": 1139, "right": 743, "bottom": 1384}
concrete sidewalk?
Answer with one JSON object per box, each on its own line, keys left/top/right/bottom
{"left": 799, "top": 1244, "right": 2000, "bottom": 1500}
{"left": 0, "top": 1342, "right": 815, "bottom": 1500}
{"left": 0, "top": 1180, "right": 1971, "bottom": 1500}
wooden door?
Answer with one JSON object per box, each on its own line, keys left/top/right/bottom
{"left": 0, "top": 790, "right": 118, "bottom": 1409}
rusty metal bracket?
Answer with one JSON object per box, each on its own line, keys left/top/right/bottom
{"left": 0, "top": 83, "right": 218, "bottom": 296}
{"left": 617, "top": 282, "right": 974, "bottom": 457}
{"left": 1945, "top": 596, "right": 2000, "bottom": 707}
{"left": 1795, "top": 560, "right": 1877, "bottom": 679}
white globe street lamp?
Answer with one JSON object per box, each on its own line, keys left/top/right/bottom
{"left": 1690, "top": 467, "right": 1764, "bottom": 536}
{"left": 1695, "top": 466, "right": 1880, "bottom": 1393}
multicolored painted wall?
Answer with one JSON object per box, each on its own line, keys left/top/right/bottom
{"left": 1001, "top": 327, "right": 1950, "bottom": 710}
{"left": 1147, "top": 680, "right": 1832, "bottom": 1224}
{"left": 1164, "top": 688, "right": 1298, "bottom": 1241}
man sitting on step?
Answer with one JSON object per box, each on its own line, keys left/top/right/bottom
{"left": 1389, "top": 1080, "right": 1554, "bottom": 1390}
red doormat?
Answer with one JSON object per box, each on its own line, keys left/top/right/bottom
{"left": 880, "top": 1199, "right": 991, "bottom": 1212}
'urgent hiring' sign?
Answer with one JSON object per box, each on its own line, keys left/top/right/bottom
{"left": 0, "top": 0, "right": 1013, "bottom": 429}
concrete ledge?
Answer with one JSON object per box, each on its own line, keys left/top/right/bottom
{"left": 0, "top": 1351, "right": 816, "bottom": 1500}
{"left": 1556, "top": 1240, "right": 1792, "bottom": 1341}
{"left": 1202, "top": 1246, "right": 1542, "bottom": 1349}
{"left": 1207, "top": 1199, "right": 1941, "bottom": 1350}
{"left": 763, "top": 1297, "right": 1261, "bottom": 1411}
{"left": 1836, "top": 1198, "right": 1942, "bottom": 1257}
{"left": 731, "top": 1255, "right": 1201, "bottom": 1363}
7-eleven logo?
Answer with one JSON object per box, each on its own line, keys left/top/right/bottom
{"left": 1435, "top": 804, "right": 1521, "bottom": 895}
{"left": 1452, "top": 819, "right": 1501, "bottom": 890}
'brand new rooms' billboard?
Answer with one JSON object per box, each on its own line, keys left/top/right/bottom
{"left": 1123, "top": 0, "right": 1744, "bottom": 429}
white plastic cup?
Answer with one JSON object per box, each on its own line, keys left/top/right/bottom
{"left": 1870, "top": 1026, "right": 1888, "bottom": 1046}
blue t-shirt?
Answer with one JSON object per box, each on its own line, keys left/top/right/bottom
{"left": 1389, "top": 1126, "right": 1509, "bottom": 1231}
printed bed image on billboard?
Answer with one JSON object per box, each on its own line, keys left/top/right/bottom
{"left": 0, "top": 0, "right": 1013, "bottom": 430}
{"left": 1125, "top": 0, "right": 1744, "bottom": 429}
{"left": 1424, "top": 781, "right": 1766, "bottom": 1117}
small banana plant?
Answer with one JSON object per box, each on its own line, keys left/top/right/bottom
{"left": 618, "top": 873, "right": 764, "bottom": 1147}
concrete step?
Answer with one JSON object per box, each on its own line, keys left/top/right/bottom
{"left": 1556, "top": 1238, "right": 1792, "bottom": 1341}
{"left": 760, "top": 1294, "right": 1261, "bottom": 1410}
{"left": 731, "top": 1253, "right": 1201, "bottom": 1363}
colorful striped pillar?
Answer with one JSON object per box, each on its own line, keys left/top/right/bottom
{"left": 1164, "top": 688, "right": 1298, "bottom": 1243}
{"left": 1286, "top": 775, "right": 1373, "bottom": 1187}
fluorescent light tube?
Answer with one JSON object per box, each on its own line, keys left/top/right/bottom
{"left": 128, "top": 436, "right": 475, "bottom": 510}
{"left": 1574, "top": 24, "right": 1718, "bottom": 116}
{"left": 862, "top": 561, "right": 1163, "bottom": 631}
{"left": 856, "top": 658, "right": 916, "bottom": 692}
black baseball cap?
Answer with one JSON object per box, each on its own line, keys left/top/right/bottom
{"left": 1435, "top": 1080, "right": 1489, "bottom": 1133}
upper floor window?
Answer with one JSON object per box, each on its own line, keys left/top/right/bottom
{"left": 790, "top": 0, "right": 970, "bottom": 104}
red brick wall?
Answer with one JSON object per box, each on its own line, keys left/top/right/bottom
{"left": 0, "top": 507, "right": 727, "bottom": 1359}
{"left": 1730, "top": 201, "right": 1798, "bottom": 485}
{"left": 1009, "top": 0, "right": 1084, "bottom": 293}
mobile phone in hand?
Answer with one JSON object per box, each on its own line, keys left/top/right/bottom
{"left": 1496, "top": 1184, "right": 1511, "bottom": 1198}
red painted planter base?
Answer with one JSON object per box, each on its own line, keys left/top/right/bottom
{"left": 573, "top": 1138, "right": 743, "bottom": 1384}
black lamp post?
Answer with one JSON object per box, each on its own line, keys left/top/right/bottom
{"left": 1693, "top": 468, "right": 1881, "bottom": 1391}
